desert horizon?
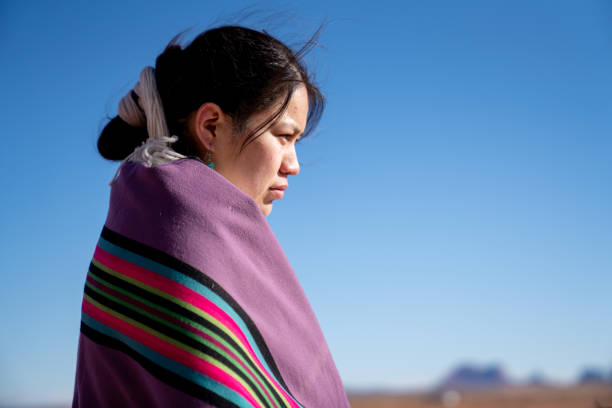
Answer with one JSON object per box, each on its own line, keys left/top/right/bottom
{"left": 348, "top": 383, "right": 612, "bottom": 408}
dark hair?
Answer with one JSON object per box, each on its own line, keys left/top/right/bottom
{"left": 97, "top": 25, "right": 324, "bottom": 161}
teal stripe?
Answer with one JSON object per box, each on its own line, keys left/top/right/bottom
{"left": 84, "top": 278, "right": 277, "bottom": 408}
{"left": 96, "top": 236, "right": 288, "bottom": 401}
{"left": 81, "top": 312, "right": 253, "bottom": 408}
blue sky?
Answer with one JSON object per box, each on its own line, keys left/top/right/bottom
{"left": 1, "top": 0, "right": 611, "bottom": 405}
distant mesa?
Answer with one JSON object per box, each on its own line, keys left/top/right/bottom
{"left": 436, "top": 363, "right": 510, "bottom": 391}
{"left": 526, "top": 372, "right": 550, "bottom": 386}
{"left": 578, "top": 367, "right": 609, "bottom": 384}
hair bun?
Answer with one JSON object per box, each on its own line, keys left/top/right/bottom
{"left": 97, "top": 116, "right": 148, "bottom": 161}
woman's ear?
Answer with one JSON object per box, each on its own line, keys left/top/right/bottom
{"left": 189, "top": 102, "right": 226, "bottom": 152}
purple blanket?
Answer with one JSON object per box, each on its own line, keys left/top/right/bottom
{"left": 73, "top": 159, "right": 349, "bottom": 407}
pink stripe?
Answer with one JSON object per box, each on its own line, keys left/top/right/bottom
{"left": 92, "top": 246, "right": 297, "bottom": 407}
{"left": 87, "top": 275, "right": 187, "bottom": 333}
{"left": 83, "top": 298, "right": 265, "bottom": 408}
{"left": 86, "top": 276, "right": 277, "bottom": 406}
{"left": 165, "top": 313, "right": 278, "bottom": 407}
{"left": 94, "top": 247, "right": 253, "bottom": 352}
{"left": 195, "top": 326, "right": 278, "bottom": 407}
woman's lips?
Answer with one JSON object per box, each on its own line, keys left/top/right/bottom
{"left": 269, "top": 185, "right": 287, "bottom": 199}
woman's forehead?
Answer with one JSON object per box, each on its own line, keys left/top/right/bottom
{"left": 247, "top": 85, "right": 309, "bottom": 132}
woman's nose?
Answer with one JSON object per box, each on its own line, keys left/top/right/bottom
{"left": 281, "top": 145, "right": 300, "bottom": 176}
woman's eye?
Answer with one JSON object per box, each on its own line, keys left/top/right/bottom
{"left": 276, "top": 132, "right": 301, "bottom": 143}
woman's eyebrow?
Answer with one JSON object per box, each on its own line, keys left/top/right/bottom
{"left": 274, "top": 120, "right": 303, "bottom": 135}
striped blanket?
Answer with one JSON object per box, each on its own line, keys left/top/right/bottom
{"left": 73, "top": 159, "right": 349, "bottom": 407}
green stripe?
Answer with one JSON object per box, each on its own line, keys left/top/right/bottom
{"left": 84, "top": 293, "right": 267, "bottom": 408}
{"left": 85, "top": 280, "right": 276, "bottom": 408}
{"left": 91, "top": 258, "right": 254, "bottom": 360}
{"left": 87, "top": 268, "right": 284, "bottom": 407}
{"left": 88, "top": 268, "right": 252, "bottom": 372}
{"left": 81, "top": 314, "right": 253, "bottom": 408}
{"left": 97, "top": 235, "right": 285, "bottom": 392}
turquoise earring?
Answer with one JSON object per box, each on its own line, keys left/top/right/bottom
{"left": 205, "top": 150, "right": 215, "bottom": 170}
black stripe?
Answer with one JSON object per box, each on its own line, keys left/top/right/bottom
{"left": 89, "top": 261, "right": 241, "bottom": 353}
{"left": 88, "top": 263, "right": 286, "bottom": 407}
{"left": 84, "top": 283, "right": 273, "bottom": 407}
{"left": 100, "top": 226, "right": 296, "bottom": 401}
{"left": 89, "top": 262, "right": 242, "bottom": 352}
{"left": 80, "top": 322, "right": 240, "bottom": 408}
{"left": 90, "top": 262, "right": 196, "bottom": 322}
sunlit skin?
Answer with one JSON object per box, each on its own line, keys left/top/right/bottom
{"left": 188, "top": 84, "right": 309, "bottom": 216}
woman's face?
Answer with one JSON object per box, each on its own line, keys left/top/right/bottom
{"left": 213, "top": 85, "right": 309, "bottom": 216}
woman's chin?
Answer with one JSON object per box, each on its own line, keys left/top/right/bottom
{"left": 259, "top": 202, "right": 273, "bottom": 216}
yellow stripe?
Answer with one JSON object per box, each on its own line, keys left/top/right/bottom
{"left": 84, "top": 294, "right": 267, "bottom": 408}
{"left": 91, "top": 259, "right": 255, "bottom": 361}
{"left": 89, "top": 260, "right": 292, "bottom": 407}
{"left": 85, "top": 281, "right": 277, "bottom": 407}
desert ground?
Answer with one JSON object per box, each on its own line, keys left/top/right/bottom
{"left": 348, "top": 384, "right": 612, "bottom": 408}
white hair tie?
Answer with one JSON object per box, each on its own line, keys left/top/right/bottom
{"left": 111, "top": 67, "right": 185, "bottom": 185}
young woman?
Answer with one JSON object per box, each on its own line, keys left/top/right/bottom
{"left": 73, "top": 25, "right": 349, "bottom": 407}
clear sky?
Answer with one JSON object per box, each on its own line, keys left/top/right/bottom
{"left": 1, "top": 0, "right": 611, "bottom": 405}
